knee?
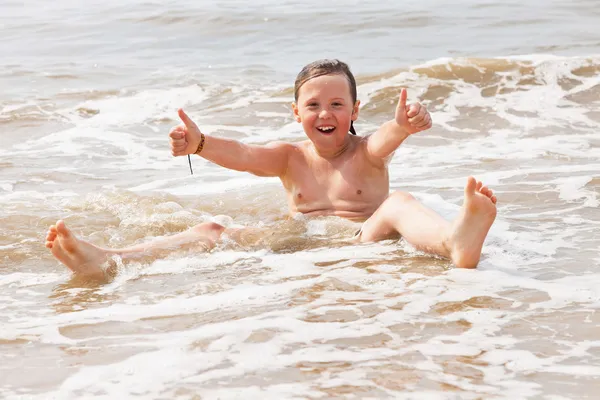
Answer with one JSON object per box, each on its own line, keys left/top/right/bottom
{"left": 387, "top": 191, "right": 416, "bottom": 205}
{"left": 191, "top": 221, "right": 226, "bottom": 238}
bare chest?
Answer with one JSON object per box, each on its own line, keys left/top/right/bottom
{"left": 286, "top": 155, "right": 389, "bottom": 210}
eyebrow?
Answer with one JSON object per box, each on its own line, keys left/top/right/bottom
{"left": 304, "top": 97, "right": 346, "bottom": 104}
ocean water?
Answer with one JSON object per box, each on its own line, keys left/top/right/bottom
{"left": 1, "top": 0, "right": 600, "bottom": 398}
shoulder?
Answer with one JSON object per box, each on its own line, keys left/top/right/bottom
{"left": 352, "top": 132, "right": 373, "bottom": 148}
{"left": 288, "top": 140, "right": 312, "bottom": 157}
{"left": 262, "top": 140, "right": 295, "bottom": 150}
{"left": 263, "top": 141, "right": 309, "bottom": 168}
{"left": 356, "top": 133, "right": 389, "bottom": 169}
{"left": 259, "top": 141, "right": 298, "bottom": 158}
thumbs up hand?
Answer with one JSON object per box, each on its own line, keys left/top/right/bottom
{"left": 394, "top": 89, "right": 432, "bottom": 136}
{"left": 169, "top": 108, "right": 203, "bottom": 157}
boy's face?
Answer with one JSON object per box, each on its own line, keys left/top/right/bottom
{"left": 292, "top": 74, "right": 360, "bottom": 151}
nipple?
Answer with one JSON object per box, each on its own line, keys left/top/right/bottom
{"left": 357, "top": 190, "right": 362, "bottom": 195}
{"left": 297, "top": 193, "right": 303, "bottom": 199}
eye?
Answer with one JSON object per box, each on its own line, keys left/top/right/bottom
{"left": 332, "top": 102, "right": 343, "bottom": 107}
{"left": 307, "top": 102, "right": 318, "bottom": 108}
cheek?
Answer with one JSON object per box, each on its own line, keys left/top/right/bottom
{"left": 302, "top": 112, "right": 317, "bottom": 124}
{"left": 337, "top": 110, "right": 353, "bottom": 122}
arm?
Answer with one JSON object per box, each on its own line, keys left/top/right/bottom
{"left": 365, "top": 88, "right": 432, "bottom": 163}
{"left": 199, "top": 136, "right": 291, "bottom": 177}
{"left": 169, "top": 109, "right": 290, "bottom": 178}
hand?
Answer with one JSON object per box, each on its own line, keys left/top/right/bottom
{"left": 394, "top": 88, "right": 432, "bottom": 135}
{"left": 169, "top": 108, "right": 203, "bottom": 156}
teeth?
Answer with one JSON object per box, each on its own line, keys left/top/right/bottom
{"left": 319, "top": 126, "right": 334, "bottom": 131}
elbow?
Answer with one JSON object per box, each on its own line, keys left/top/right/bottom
{"left": 236, "top": 144, "right": 253, "bottom": 173}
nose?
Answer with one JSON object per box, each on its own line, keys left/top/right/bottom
{"left": 318, "top": 108, "right": 331, "bottom": 119}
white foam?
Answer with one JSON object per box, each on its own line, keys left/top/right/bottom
{"left": 69, "top": 85, "right": 208, "bottom": 128}
{"left": 554, "top": 176, "right": 598, "bottom": 206}
{"left": 3, "top": 52, "right": 600, "bottom": 398}
{"left": 0, "top": 180, "right": 14, "bottom": 192}
{"left": 0, "top": 273, "right": 63, "bottom": 288}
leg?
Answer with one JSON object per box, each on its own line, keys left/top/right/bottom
{"left": 45, "top": 220, "right": 226, "bottom": 279}
{"left": 358, "top": 177, "right": 497, "bottom": 269}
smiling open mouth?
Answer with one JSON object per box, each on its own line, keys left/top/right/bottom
{"left": 317, "top": 126, "right": 336, "bottom": 133}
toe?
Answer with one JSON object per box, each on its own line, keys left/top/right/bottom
{"left": 56, "top": 220, "right": 71, "bottom": 238}
{"left": 491, "top": 195, "right": 497, "bottom": 204}
{"left": 465, "top": 176, "right": 477, "bottom": 195}
{"left": 476, "top": 181, "right": 483, "bottom": 191}
{"left": 45, "top": 241, "right": 53, "bottom": 249}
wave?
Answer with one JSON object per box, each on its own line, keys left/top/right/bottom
{"left": 357, "top": 54, "right": 600, "bottom": 132}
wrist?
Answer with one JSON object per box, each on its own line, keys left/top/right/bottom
{"left": 194, "top": 132, "right": 206, "bottom": 155}
{"left": 389, "top": 120, "right": 410, "bottom": 139}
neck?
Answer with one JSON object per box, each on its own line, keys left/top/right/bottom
{"left": 311, "top": 135, "right": 353, "bottom": 160}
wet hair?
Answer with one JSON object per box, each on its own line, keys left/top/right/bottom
{"left": 294, "top": 59, "right": 358, "bottom": 135}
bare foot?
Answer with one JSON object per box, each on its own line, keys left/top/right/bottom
{"left": 45, "top": 220, "right": 112, "bottom": 280}
{"left": 445, "top": 177, "right": 497, "bottom": 269}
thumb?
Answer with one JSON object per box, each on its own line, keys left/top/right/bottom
{"left": 396, "top": 88, "right": 407, "bottom": 113}
{"left": 178, "top": 108, "right": 196, "bottom": 128}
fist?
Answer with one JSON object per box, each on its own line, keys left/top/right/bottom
{"left": 394, "top": 88, "right": 432, "bottom": 135}
{"left": 169, "top": 109, "right": 203, "bottom": 157}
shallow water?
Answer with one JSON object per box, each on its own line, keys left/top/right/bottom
{"left": 1, "top": 0, "right": 600, "bottom": 398}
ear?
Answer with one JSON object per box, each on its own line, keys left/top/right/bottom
{"left": 291, "top": 102, "right": 301, "bottom": 123}
{"left": 351, "top": 100, "right": 360, "bottom": 121}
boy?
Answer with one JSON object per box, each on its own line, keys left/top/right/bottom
{"left": 45, "top": 59, "right": 497, "bottom": 279}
